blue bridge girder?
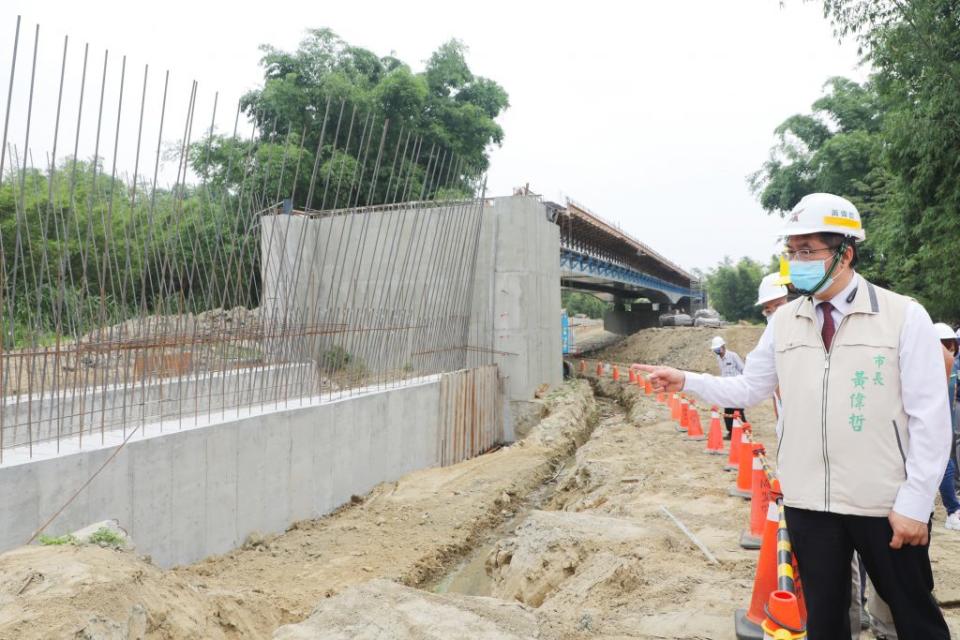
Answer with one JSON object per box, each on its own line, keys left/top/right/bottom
{"left": 560, "top": 248, "right": 703, "bottom": 304}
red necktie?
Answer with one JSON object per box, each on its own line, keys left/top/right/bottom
{"left": 820, "top": 301, "right": 836, "bottom": 352}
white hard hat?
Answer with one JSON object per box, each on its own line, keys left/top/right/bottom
{"left": 756, "top": 272, "right": 789, "bottom": 306}
{"left": 710, "top": 336, "right": 725, "bottom": 350}
{"left": 934, "top": 322, "right": 956, "bottom": 341}
{"left": 782, "top": 193, "right": 865, "bottom": 242}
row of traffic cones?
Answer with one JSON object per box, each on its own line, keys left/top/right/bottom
{"left": 573, "top": 359, "right": 807, "bottom": 639}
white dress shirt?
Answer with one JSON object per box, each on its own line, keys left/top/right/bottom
{"left": 716, "top": 350, "right": 744, "bottom": 377}
{"left": 684, "top": 273, "right": 951, "bottom": 521}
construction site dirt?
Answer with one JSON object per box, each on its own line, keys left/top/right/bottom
{"left": 3, "top": 327, "right": 960, "bottom": 639}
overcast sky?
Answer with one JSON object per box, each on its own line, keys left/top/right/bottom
{"left": 3, "top": 0, "right": 867, "bottom": 274}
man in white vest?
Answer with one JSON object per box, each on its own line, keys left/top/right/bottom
{"left": 638, "top": 193, "right": 951, "bottom": 638}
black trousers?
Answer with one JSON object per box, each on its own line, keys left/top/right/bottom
{"left": 785, "top": 507, "right": 949, "bottom": 639}
{"left": 722, "top": 408, "right": 745, "bottom": 432}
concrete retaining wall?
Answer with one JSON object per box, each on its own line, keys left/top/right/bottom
{"left": 0, "top": 377, "right": 445, "bottom": 568}
{"left": 261, "top": 195, "right": 562, "bottom": 408}
{"left": 469, "top": 196, "right": 563, "bottom": 403}
{"left": 1, "top": 363, "right": 316, "bottom": 449}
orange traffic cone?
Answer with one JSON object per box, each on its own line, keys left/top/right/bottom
{"left": 670, "top": 393, "right": 680, "bottom": 420}
{"left": 612, "top": 365, "right": 620, "bottom": 381}
{"left": 596, "top": 362, "right": 603, "bottom": 377}
{"left": 762, "top": 590, "right": 806, "bottom": 639}
{"left": 686, "top": 405, "right": 706, "bottom": 441}
{"left": 740, "top": 456, "right": 774, "bottom": 549}
{"left": 731, "top": 442, "right": 762, "bottom": 499}
{"left": 578, "top": 359, "right": 586, "bottom": 374}
{"left": 644, "top": 376, "right": 652, "bottom": 395}
{"left": 677, "top": 396, "right": 690, "bottom": 432}
{"left": 629, "top": 368, "right": 636, "bottom": 383}
{"left": 735, "top": 502, "right": 781, "bottom": 640}
{"left": 706, "top": 406, "right": 725, "bottom": 454}
{"left": 656, "top": 391, "right": 665, "bottom": 404}
{"left": 724, "top": 412, "right": 744, "bottom": 471}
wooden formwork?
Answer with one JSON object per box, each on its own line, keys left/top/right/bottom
{"left": 438, "top": 365, "right": 504, "bottom": 466}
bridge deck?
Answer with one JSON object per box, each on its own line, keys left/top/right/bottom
{"left": 557, "top": 200, "right": 702, "bottom": 304}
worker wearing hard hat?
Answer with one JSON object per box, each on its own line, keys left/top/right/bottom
{"left": 639, "top": 193, "right": 951, "bottom": 638}
{"left": 756, "top": 272, "right": 789, "bottom": 321}
{"left": 710, "top": 335, "right": 745, "bottom": 439}
{"left": 934, "top": 322, "right": 960, "bottom": 530}
{"left": 859, "top": 322, "right": 960, "bottom": 639}
{"left": 756, "top": 273, "right": 789, "bottom": 440}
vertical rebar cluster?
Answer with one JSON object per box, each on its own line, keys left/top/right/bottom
{"left": 0, "top": 17, "right": 491, "bottom": 461}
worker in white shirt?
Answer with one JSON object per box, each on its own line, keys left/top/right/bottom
{"left": 710, "top": 336, "right": 745, "bottom": 440}
{"left": 639, "top": 193, "right": 951, "bottom": 639}
{"left": 756, "top": 272, "right": 789, "bottom": 438}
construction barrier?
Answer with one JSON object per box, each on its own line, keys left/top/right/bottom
{"left": 761, "top": 502, "right": 807, "bottom": 639}
{"left": 735, "top": 494, "right": 807, "bottom": 639}
{"left": 735, "top": 501, "right": 781, "bottom": 640}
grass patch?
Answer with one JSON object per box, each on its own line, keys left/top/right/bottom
{"left": 38, "top": 533, "right": 77, "bottom": 546}
{"left": 87, "top": 527, "right": 125, "bottom": 548}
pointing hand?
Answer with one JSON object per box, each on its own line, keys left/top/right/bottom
{"left": 633, "top": 364, "right": 686, "bottom": 393}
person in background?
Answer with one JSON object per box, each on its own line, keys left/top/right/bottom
{"left": 934, "top": 322, "right": 960, "bottom": 530}
{"left": 710, "top": 335, "right": 744, "bottom": 439}
{"left": 756, "top": 272, "right": 788, "bottom": 439}
{"left": 859, "top": 322, "right": 960, "bottom": 639}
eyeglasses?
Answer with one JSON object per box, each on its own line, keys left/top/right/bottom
{"left": 781, "top": 247, "right": 836, "bottom": 261}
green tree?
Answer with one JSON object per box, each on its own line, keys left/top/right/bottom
{"left": 752, "top": 1, "right": 960, "bottom": 321}
{"left": 702, "top": 257, "right": 766, "bottom": 323}
{"left": 193, "top": 30, "right": 509, "bottom": 209}
{"left": 748, "top": 77, "right": 888, "bottom": 222}
{"left": 561, "top": 291, "right": 610, "bottom": 319}
{"left": 0, "top": 162, "right": 260, "bottom": 346}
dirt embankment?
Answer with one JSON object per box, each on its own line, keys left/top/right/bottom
{"left": 0, "top": 382, "right": 597, "bottom": 640}
{"left": 596, "top": 325, "right": 765, "bottom": 373}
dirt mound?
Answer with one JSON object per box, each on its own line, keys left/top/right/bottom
{"left": 596, "top": 325, "right": 765, "bottom": 373}
{"left": 486, "top": 510, "right": 650, "bottom": 607}
{"left": 272, "top": 579, "right": 540, "bottom": 640}
{"left": 0, "top": 545, "right": 247, "bottom": 640}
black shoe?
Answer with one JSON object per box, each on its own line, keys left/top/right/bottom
{"left": 722, "top": 433, "right": 731, "bottom": 441}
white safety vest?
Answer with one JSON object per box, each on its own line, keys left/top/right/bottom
{"left": 774, "top": 280, "right": 910, "bottom": 516}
